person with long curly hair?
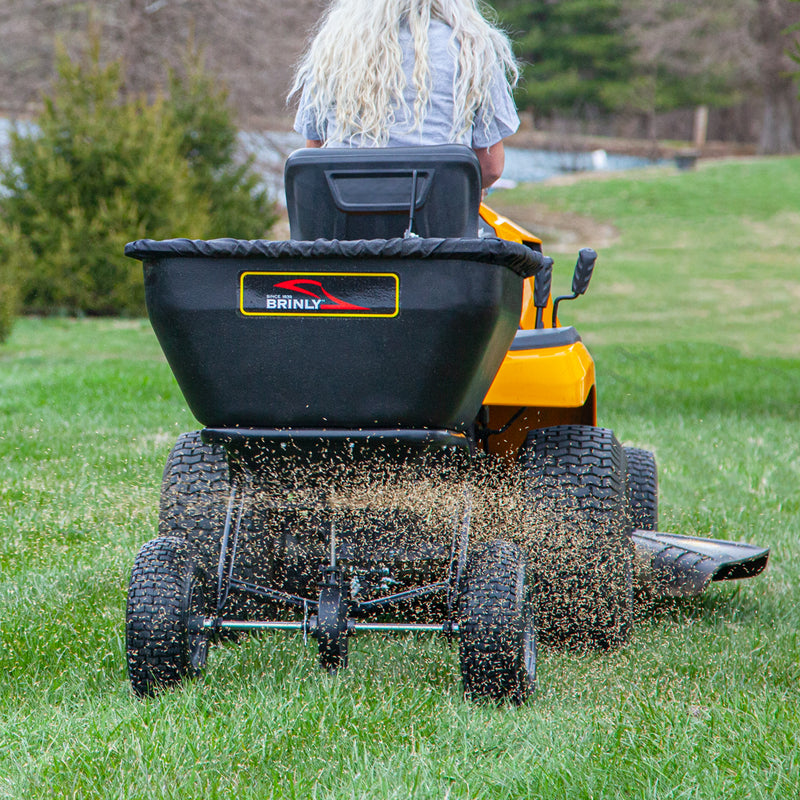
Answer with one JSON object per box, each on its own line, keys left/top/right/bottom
{"left": 289, "top": 0, "right": 519, "bottom": 188}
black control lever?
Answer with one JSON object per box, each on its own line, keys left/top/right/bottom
{"left": 533, "top": 258, "right": 553, "bottom": 329}
{"left": 571, "top": 247, "right": 597, "bottom": 295}
{"left": 404, "top": 170, "right": 420, "bottom": 239}
{"left": 552, "top": 248, "right": 598, "bottom": 327}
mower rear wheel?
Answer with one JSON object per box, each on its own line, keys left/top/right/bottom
{"left": 520, "top": 425, "right": 633, "bottom": 650}
{"left": 126, "top": 536, "right": 211, "bottom": 697}
{"left": 624, "top": 447, "right": 658, "bottom": 531}
{"left": 159, "top": 431, "right": 271, "bottom": 620}
{"left": 159, "top": 431, "right": 233, "bottom": 570}
{"left": 458, "top": 540, "right": 536, "bottom": 704}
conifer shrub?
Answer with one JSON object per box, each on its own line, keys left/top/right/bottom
{"left": 0, "top": 232, "right": 19, "bottom": 342}
{"left": 0, "top": 36, "right": 276, "bottom": 328}
{"left": 168, "top": 48, "right": 277, "bottom": 239}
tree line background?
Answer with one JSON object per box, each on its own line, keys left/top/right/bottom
{"left": 2, "top": 0, "right": 800, "bottom": 340}
{"left": 2, "top": 0, "right": 800, "bottom": 153}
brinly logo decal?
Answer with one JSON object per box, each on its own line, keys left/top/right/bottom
{"left": 240, "top": 271, "right": 399, "bottom": 317}
{"left": 271, "top": 279, "right": 368, "bottom": 312}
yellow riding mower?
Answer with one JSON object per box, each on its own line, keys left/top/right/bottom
{"left": 124, "top": 145, "right": 768, "bottom": 703}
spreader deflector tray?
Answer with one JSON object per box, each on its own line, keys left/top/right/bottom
{"left": 633, "top": 530, "right": 770, "bottom": 598}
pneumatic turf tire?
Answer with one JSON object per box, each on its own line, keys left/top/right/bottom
{"left": 624, "top": 447, "right": 658, "bottom": 531}
{"left": 126, "top": 536, "right": 211, "bottom": 697}
{"left": 159, "top": 431, "right": 232, "bottom": 572}
{"left": 520, "top": 425, "right": 634, "bottom": 650}
{"left": 458, "top": 540, "right": 537, "bottom": 704}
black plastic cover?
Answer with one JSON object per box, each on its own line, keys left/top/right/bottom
{"left": 125, "top": 236, "right": 545, "bottom": 279}
{"left": 510, "top": 326, "right": 581, "bottom": 351}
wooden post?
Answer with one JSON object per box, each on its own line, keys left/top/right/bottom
{"left": 693, "top": 105, "right": 708, "bottom": 149}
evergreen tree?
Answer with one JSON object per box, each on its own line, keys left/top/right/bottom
{"left": 490, "top": 0, "right": 635, "bottom": 118}
{"left": 168, "top": 46, "right": 276, "bottom": 239}
{"left": 0, "top": 233, "right": 18, "bottom": 343}
{"left": 0, "top": 38, "right": 208, "bottom": 316}
{"left": 0, "top": 33, "right": 276, "bottom": 324}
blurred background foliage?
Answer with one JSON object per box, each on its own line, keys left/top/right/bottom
{"left": 492, "top": 0, "right": 800, "bottom": 151}
{"left": 1, "top": 1, "right": 799, "bottom": 150}
{"left": 1, "top": 0, "right": 800, "bottom": 340}
{"left": 0, "top": 24, "right": 276, "bottom": 333}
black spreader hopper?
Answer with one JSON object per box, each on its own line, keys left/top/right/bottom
{"left": 125, "top": 236, "right": 545, "bottom": 431}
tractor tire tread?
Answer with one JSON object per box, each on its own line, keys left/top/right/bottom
{"left": 520, "top": 424, "right": 633, "bottom": 650}
{"left": 624, "top": 447, "right": 658, "bottom": 532}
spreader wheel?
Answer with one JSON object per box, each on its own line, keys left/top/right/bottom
{"left": 624, "top": 447, "right": 658, "bottom": 531}
{"left": 458, "top": 540, "right": 536, "bottom": 704}
{"left": 520, "top": 425, "right": 634, "bottom": 650}
{"left": 126, "top": 536, "right": 211, "bottom": 697}
{"left": 315, "top": 580, "right": 350, "bottom": 673}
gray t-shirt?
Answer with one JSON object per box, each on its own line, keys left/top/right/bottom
{"left": 294, "top": 19, "right": 519, "bottom": 148}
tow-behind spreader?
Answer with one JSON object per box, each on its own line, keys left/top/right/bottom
{"left": 124, "top": 145, "right": 768, "bottom": 702}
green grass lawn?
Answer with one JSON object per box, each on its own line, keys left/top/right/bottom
{"left": 1, "top": 157, "right": 799, "bottom": 798}
{"left": 496, "top": 156, "right": 800, "bottom": 357}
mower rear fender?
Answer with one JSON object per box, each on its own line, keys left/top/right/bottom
{"left": 478, "top": 203, "right": 597, "bottom": 457}
{"left": 483, "top": 332, "right": 596, "bottom": 410}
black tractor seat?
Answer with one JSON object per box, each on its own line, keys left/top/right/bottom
{"left": 284, "top": 144, "right": 483, "bottom": 241}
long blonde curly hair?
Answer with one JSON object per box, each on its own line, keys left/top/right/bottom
{"left": 289, "top": 0, "right": 518, "bottom": 146}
